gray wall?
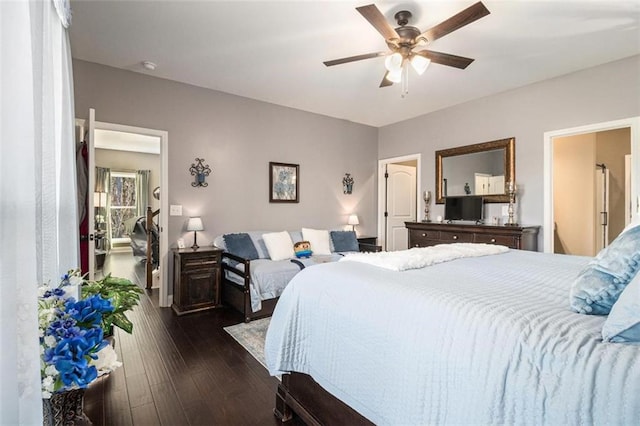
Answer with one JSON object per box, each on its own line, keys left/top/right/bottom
{"left": 379, "top": 54, "right": 640, "bottom": 246}
{"left": 73, "top": 60, "right": 378, "bottom": 248}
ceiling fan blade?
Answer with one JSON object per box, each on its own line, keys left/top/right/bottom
{"left": 419, "top": 1, "right": 490, "bottom": 43}
{"left": 415, "top": 50, "right": 475, "bottom": 69}
{"left": 356, "top": 4, "right": 399, "bottom": 41}
{"left": 379, "top": 72, "right": 393, "bottom": 88}
{"left": 323, "top": 52, "right": 386, "bottom": 67}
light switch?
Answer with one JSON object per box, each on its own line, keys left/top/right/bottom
{"left": 170, "top": 205, "right": 183, "bottom": 216}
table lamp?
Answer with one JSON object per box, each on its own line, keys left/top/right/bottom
{"left": 348, "top": 214, "right": 359, "bottom": 233}
{"left": 187, "top": 217, "right": 204, "bottom": 249}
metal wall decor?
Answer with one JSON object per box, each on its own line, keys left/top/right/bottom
{"left": 342, "top": 173, "right": 354, "bottom": 194}
{"left": 189, "top": 158, "right": 211, "bottom": 187}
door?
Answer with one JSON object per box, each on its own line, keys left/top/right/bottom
{"left": 385, "top": 164, "right": 417, "bottom": 251}
{"left": 595, "top": 166, "right": 609, "bottom": 252}
{"left": 87, "top": 109, "right": 97, "bottom": 278}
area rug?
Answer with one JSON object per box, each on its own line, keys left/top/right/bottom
{"left": 224, "top": 318, "right": 270, "bottom": 369}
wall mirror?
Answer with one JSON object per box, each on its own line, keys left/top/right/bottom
{"left": 436, "top": 137, "right": 515, "bottom": 203}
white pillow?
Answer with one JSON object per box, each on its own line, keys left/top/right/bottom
{"left": 262, "top": 231, "right": 294, "bottom": 261}
{"left": 302, "top": 228, "right": 332, "bottom": 255}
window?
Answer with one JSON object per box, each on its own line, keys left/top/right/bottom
{"left": 109, "top": 171, "right": 136, "bottom": 244}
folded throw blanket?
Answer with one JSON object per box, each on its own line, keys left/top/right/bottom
{"left": 339, "top": 243, "right": 509, "bottom": 271}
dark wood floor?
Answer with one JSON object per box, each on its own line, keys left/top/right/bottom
{"left": 83, "top": 251, "right": 287, "bottom": 425}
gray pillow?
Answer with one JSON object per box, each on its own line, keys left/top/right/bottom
{"left": 570, "top": 224, "right": 640, "bottom": 315}
{"left": 330, "top": 231, "right": 359, "bottom": 252}
{"left": 223, "top": 233, "right": 259, "bottom": 260}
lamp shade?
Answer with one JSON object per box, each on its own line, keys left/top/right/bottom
{"left": 411, "top": 55, "right": 431, "bottom": 75}
{"left": 347, "top": 214, "right": 360, "bottom": 226}
{"left": 186, "top": 217, "right": 204, "bottom": 231}
{"left": 384, "top": 52, "right": 403, "bottom": 72}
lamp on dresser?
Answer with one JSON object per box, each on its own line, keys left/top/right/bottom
{"left": 187, "top": 217, "right": 204, "bottom": 249}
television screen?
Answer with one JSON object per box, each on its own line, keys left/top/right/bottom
{"left": 444, "top": 196, "right": 484, "bottom": 222}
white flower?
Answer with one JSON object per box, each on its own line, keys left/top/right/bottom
{"left": 42, "top": 390, "right": 52, "bottom": 399}
{"left": 90, "top": 344, "right": 122, "bottom": 375}
{"left": 68, "top": 275, "right": 84, "bottom": 286}
{"left": 44, "top": 335, "right": 57, "bottom": 348}
{"left": 42, "top": 375, "right": 55, "bottom": 392}
{"left": 44, "top": 365, "right": 57, "bottom": 376}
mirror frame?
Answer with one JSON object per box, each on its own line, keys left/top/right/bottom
{"left": 435, "top": 137, "right": 515, "bottom": 204}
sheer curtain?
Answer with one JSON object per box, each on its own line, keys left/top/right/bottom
{"left": 0, "top": 1, "right": 77, "bottom": 424}
{"left": 136, "top": 170, "right": 150, "bottom": 217}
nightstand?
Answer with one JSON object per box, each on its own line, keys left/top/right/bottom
{"left": 172, "top": 246, "right": 222, "bottom": 315}
{"left": 357, "top": 236, "right": 377, "bottom": 246}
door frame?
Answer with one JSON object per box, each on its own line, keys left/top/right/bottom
{"left": 79, "top": 115, "right": 170, "bottom": 307}
{"left": 543, "top": 116, "right": 640, "bottom": 253}
{"left": 377, "top": 153, "right": 422, "bottom": 251}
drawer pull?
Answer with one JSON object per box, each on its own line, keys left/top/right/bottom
{"left": 415, "top": 244, "right": 419, "bottom": 247}
{"left": 490, "top": 238, "right": 496, "bottom": 243}
{"left": 452, "top": 235, "right": 458, "bottom": 240}
{"left": 421, "top": 233, "right": 426, "bottom": 237}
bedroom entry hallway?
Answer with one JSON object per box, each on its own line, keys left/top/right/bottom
{"left": 544, "top": 116, "right": 640, "bottom": 254}
{"left": 378, "top": 154, "right": 421, "bottom": 251}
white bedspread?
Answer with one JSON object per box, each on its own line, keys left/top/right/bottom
{"left": 340, "top": 242, "right": 508, "bottom": 271}
{"left": 265, "top": 250, "right": 640, "bottom": 425}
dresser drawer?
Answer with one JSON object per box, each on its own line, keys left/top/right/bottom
{"left": 409, "top": 230, "right": 440, "bottom": 247}
{"left": 439, "top": 231, "right": 473, "bottom": 243}
{"left": 474, "top": 234, "right": 516, "bottom": 248}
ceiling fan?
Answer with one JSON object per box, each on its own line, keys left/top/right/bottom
{"left": 323, "top": 2, "right": 490, "bottom": 88}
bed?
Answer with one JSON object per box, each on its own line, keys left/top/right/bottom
{"left": 265, "top": 246, "right": 640, "bottom": 425}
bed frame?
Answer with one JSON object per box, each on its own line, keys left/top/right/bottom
{"left": 220, "top": 252, "right": 276, "bottom": 323}
{"left": 275, "top": 372, "right": 373, "bottom": 425}
{"left": 221, "top": 242, "right": 381, "bottom": 322}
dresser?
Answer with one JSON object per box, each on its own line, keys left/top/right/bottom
{"left": 405, "top": 222, "right": 539, "bottom": 251}
{"left": 172, "top": 247, "right": 222, "bottom": 315}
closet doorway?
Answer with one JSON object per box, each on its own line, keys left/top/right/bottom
{"left": 377, "top": 154, "right": 421, "bottom": 251}
{"left": 543, "top": 117, "right": 639, "bottom": 254}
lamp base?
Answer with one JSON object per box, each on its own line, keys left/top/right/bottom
{"left": 191, "top": 231, "right": 199, "bottom": 249}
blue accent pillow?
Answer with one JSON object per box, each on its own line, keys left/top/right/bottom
{"left": 570, "top": 224, "right": 640, "bottom": 315}
{"left": 330, "top": 231, "right": 359, "bottom": 252}
{"left": 223, "top": 233, "right": 259, "bottom": 260}
{"left": 602, "top": 271, "right": 640, "bottom": 343}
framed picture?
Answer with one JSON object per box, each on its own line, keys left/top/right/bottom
{"left": 269, "top": 162, "right": 299, "bottom": 203}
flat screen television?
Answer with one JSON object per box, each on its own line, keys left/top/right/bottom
{"left": 444, "top": 196, "right": 484, "bottom": 223}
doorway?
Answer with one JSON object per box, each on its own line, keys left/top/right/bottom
{"left": 544, "top": 117, "right": 640, "bottom": 254}
{"left": 377, "top": 154, "right": 421, "bottom": 251}
{"left": 76, "top": 111, "right": 170, "bottom": 307}
{"left": 94, "top": 129, "right": 161, "bottom": 285}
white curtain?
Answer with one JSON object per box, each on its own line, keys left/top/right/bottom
{"left": 0, "top": 0, "right": 77, "bottom": 424}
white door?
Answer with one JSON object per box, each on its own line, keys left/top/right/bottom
{"left": 625, "top": 154, "right": 632, "bottom": 226}
{"left": 87, "top": 109, "right": 97, "bottom": 279}
{"left": 595, "top": 167, "right": 609, "bottom": 253}
{"left": 385, "top": 164, "right": 417, "bottom": 251}
{"left": 474, "top": 173, "right": 490, "bottom": 195}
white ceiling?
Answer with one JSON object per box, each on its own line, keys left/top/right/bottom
{"left": 69, "top": 1, "right": 640, "bottom": 128}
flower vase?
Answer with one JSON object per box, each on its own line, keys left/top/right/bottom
{"left": 42, "top": 389, "right": 92, "bottom": 426}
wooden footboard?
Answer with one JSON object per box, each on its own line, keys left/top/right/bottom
{"left": 275, "top": 373, "right": 373, "bottom": 425}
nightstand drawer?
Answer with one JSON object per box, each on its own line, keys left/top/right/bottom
{"left": 184, "top": 257, "right": 218, "bottom": 269}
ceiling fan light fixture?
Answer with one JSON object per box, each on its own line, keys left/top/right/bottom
{"left": 384, "top": 52, "right": 403, "bottom": 72}
{"left": 411, "top": 55, "right": 431, "bottom": 75}
{"left": 386, "top": 68, "right": 402, "bottom": 83}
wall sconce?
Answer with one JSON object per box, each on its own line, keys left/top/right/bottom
{"left": 342, "top": 173, "right": 354, "bottom": 194}
{"left": 189, "top": 158, "right": 211, "bottom": 187}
